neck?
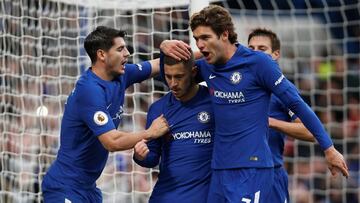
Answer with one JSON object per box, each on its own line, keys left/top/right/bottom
{"left": 223, "top": 43, "right": 237, "bottom": 63}
{"left": 179, "top": 84, "right": 199, "bottom": 102}
{"left": 91, "top": 64, "right": 113, "bottom": 81}
{"left": 214, "top": 42, "right": 237, "bottom": 65}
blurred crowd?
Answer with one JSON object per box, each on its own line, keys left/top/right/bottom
{"left": 0, "top": 0, "right": 359, "bottom": 202}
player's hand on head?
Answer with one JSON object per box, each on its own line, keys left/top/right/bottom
{"left": 160, "top": 40, "right": 191, "bottom": 61}
{"left": 147, "top": 114, "right": 169, "bottom": 139}
{"left": 324, "top": 146, "right": 349, "bottom": 178}
{"left": 134, "top": 139, "right": 149, "bottom": 161}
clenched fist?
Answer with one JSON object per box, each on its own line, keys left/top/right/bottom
{"left": 134, "top": 140, "right": 149, "bottom": 161}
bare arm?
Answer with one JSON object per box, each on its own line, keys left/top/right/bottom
{"left": 98, "top": 115, "right": 169, "bottom": 152}
{"left": 269, "top": 117, "right": 315, "bottom": 142}
{"left": 148, "top": 58, "right": 160, "bottom": 78}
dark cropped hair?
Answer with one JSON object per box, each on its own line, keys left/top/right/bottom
{"left": 163, "top": 50, "right": 195, "bottom": 70}
{"left": 84, "top": 26, "right": 126, "bottom": 64}
{"left": 248, "top": 28, "right": 280, "bottom": 52}
{"left": 190, "top": 5, "right": 237, "bottom": 44}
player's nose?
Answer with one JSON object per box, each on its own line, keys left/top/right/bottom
{"left": 196, "top": 40, "right": 205, "bottom": 50}
{"left": 124, "top": 47, "right": 130, "bottom": 57}
{"left": 169, "top": 78, "right": 178, "bottom": 88}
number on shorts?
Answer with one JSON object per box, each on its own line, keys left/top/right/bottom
{"left": 241, "top": 190, "right": 260, "bottom": 203}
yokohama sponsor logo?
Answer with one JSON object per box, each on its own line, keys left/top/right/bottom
{"left": 214, "top": 90, "right": 244, "bottom": 99}
{"left": 213, "top": 90, "right": 245, "bottom": 103}
{"left": 172, "top": 131, "right": 211, "bottom": 140}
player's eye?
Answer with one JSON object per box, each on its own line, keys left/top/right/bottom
{"left": 174, "top": 75, "right": 184, "bottom": 79}
{"left": 202, "top": 36, "right": 210, "bottom": 41}
{"left": 259, "top": 48, "right": 267, "bottom": 51}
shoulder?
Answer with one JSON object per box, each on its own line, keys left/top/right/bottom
{"left": 74, "top": 72, "right": 106, "bottom": 101}
{"left": 195, "top": 58, "right": 210, "bottom": 68}
{"left": 125, "top": 61, "right": 150, "bottom": 70}
{"left": 246, "top": 52, "right": 280, "bottom": 78}
{"left": 246, "top": 49, "right": 275, "bottom": 67}
{"left": 124, "top": 61, "right": 152, "bottom": 74}
{"left": 234, "top": 44, "right": 275, "bottom": 66}
{"left": 148, "top": 92, "right": 172, "bottom": 112}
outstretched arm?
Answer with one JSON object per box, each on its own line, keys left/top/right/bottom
{"left": 257, "top": 55, "right": 349, "bottom": 178}
{"left": 275, "top": 89, "right": 349, "bottom": 178}
{"left": 269, "top": 117, "right": 315, "bottom": 142}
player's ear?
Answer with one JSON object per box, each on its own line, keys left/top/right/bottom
{"left": 272, "top": 49, "right": 280, "bottom": 60}
{"left": 191, "top": 66, "right": 198, "bottom": 77}
{"left": 221, "top": 30, "right": 229, "bottom": 41}
{"left": 97, "top": 49, "right": 106, "bottom": 62}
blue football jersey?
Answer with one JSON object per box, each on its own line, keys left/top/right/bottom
{"left": 44, "top": 62, "right": 151, "bottom": 189}
{"left": 196, "top": 44, "right": 332, "bottom": 169}
{"left": 134, "top": 85, "right": 214, "bottom": 203}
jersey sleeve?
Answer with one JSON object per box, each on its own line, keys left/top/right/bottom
{"left": 254, "top": 55, "right": 333, "bottom": 150}
{"left": 253, "top": 53, "right": 293, "bottom": 95}
{"left": 273, "top": 94, "right": 298, "bottom": 121}
{"left": 288, "top": 109, "right": 298, "bottom": 121}
{"left": 275, "top": 86, "right": 333, "bottom": 150}
{"left": 124, "top": 61, "right": 152, "bottom": 88}
{"left": 76, "top": 82, "right": 116, "bottom": 136}
{"left": 133, "top": 101, "right": 163, "bottom": 168}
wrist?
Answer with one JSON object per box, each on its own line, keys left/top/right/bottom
{"left": 324, "top": 145, "right": 335, "bottom": 155}
{"left": 160, "top": 40, "right": 169, "bottom": 51}
{"left": 144, "top": 129, "right": 153, "bottom": 140}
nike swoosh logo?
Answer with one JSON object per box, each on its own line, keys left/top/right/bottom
{"left": 209, "top": 74, "right": 216, "bottom": 79}
{"left": 106, "top": 103, "right": 112, "bottom": 109}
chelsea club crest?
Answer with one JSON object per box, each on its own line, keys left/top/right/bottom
{"left": 197, "top": 111, "right": 210, "bottom": 123}
{"left": 230, "top": 72, "right": 242, "bottom": 84}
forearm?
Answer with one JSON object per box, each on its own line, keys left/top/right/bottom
{"left": 99, "top": 129, "right": 152, "bottom": 152}
{"left": 269, "top": 118, "right": 315, "bottom": 142}
{"left": 149, "top": 58, "right": 160, "bottom": 78}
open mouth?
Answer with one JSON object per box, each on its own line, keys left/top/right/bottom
{"left": 202, "top": 51, "right": 210, "bottom": 58}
